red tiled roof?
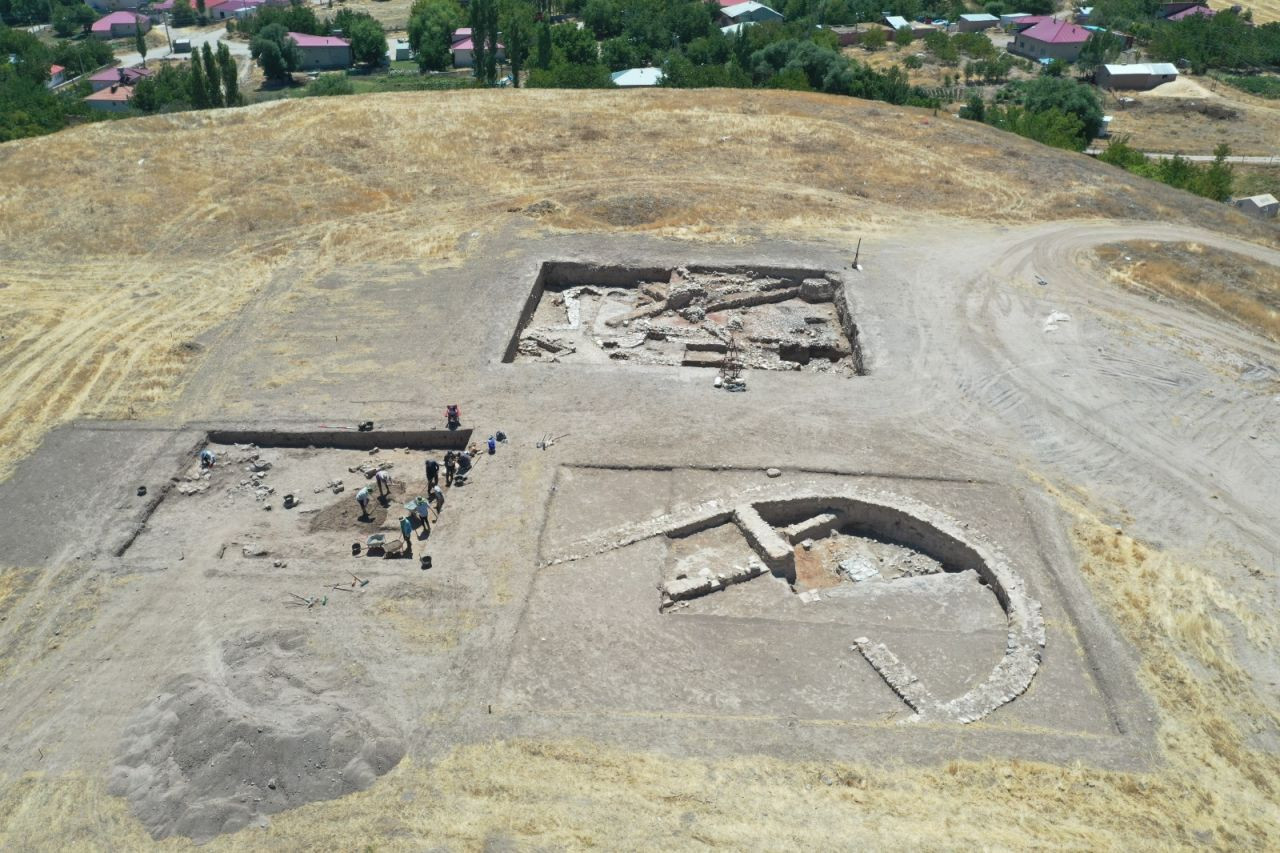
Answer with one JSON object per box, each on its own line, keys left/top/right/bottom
{"left": 287, "top": 31, "right": 349, "bottom": 48}
{"left": 89, "top": 65, "right": 153, "bottom": 83}
{"left": 1020, "top": 19, "right": 1092, "bottom": 43}
{"left": 91, "top": 10, "right": 146, "bottom": 32}
{"left": 86, "top": 84, "right": 135, "bottom": 102}
{"left": 450, "top": 38, "right": 504, "bottom": 50}
{"left": 1166, "top": 5, "right": 1214, "bottom": 19}
{"left": 50, "top": 64, "right": 65, "bottom": 74}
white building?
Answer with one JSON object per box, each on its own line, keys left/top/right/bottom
{"left": 1096, "top": 62, "right": 1179, "bottom": 90}
{"left": 957, "top": 12, "right": 999, "bottom": 31}
{"left": 610, "top": 67, "right": 664, "bottom": 87}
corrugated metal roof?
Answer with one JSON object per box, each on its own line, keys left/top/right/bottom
{"left": 960, "top": 13, "right": 999, "bottom": 21}
{"left": 1102, "top": 63, "right": 1178, "bottom": 75}
{"left": 884, "top": 15, "right": 910, "bottom": 28}
{"left": 610, "top": 67, "right": 664, "bottom": 87}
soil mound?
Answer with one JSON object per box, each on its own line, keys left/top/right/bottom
{"left": 107, "top": 628, "right": 404, "bottom": 841}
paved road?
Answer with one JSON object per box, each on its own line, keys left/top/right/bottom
{"left": 114, "top": 25, "right": 251, "bottom": 68}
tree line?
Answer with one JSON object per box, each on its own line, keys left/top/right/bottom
{"left": 132, "top": 42, "right": 240, "bottom": 112}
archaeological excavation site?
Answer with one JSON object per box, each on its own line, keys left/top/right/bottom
{"left": 1, "top": 220, "right": 1275, "bottom": 849}
{"left": 507, "top": 263, "right": 865, "bottom": 379}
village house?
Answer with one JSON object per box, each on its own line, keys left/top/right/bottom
{"left": 610, "top": 67, "right": 664, "bottom": 87}
{"left": 86, "top": 0, "right": 143, "bottom": 10}
{"left": 719, "top": 1, "right": 783, "bottom": 26}
{"left": 88, "top": 65, "right": 152, "bottom": 91}
{"left": 450, "top": 28, "right": 506, "bottom": 68}
{"left": 84, "top": 83, "right": 135, "bottom": 111}
{"left": 1233, "top": 193, "right": 1279, "bottom": 219}
{"left": 1159, "top": 1, "right": 1215, "bottom": 20}
{"left": 1009, "top": 19, "right": 1092, "bottom": 62}
{"left": 883, "top": 15, "right": 938, "bottom": 38}
{"left": 91, "top": 10, "right": 150, "bottom": 39}
{"left": 957, "top": 12, "right": 1000, "bottom": 32}
{"left": 1096, "top": 62, "right": 1179, "bottom": 90}
{"left": 288, "top": 32, "right": 352, "bottom": 70}
{"left": 47, "top": 64, "right": 66, "bottom": 88}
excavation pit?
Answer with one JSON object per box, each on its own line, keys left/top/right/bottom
{"left": 122, "top": 433, "right": 470, "bottom": 563}
{"left": 505, "top": 262, "right": 866, "bottom": 375}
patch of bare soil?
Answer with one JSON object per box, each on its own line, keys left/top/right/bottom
{"left": 1095, "top": 241, "right": 1280, "bottom": 341}
{"left": 107, "top": 628, "right": 404, "bottom": 842}
{"left": 308, "top": 482, "right": 404, "bottom": 533}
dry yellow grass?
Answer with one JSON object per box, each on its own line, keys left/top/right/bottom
{"left": 1101, "top": 79, "right": 1280, "bottom": 156}
{"left": 0, "top": 483, "right": 1276, "bottom": 849}
{"left": 1096, "top": 240, "right": 1280, "bottom": 340}
{"left": 1, "top": 89, "right": 1271, "bottom": 483}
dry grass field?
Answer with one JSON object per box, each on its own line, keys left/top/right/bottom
{"left": 1, "top": 88, "right": 1266, "bottom": 483}
{"left": 1096, "top": 241, "right": 1280, "bottom": 340}
{"left": 1099, "top": 74, "right": 1280, "bottom": 156}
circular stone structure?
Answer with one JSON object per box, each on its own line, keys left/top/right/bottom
{"left": 549, "top": 484, "right": 1046, "bottom": 724}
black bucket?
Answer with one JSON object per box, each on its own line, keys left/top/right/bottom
{"left": 420, "top": 555, "right": 432, "bottom": 570}
{"left": 352, "top": 542, "right": 362, "bottom": 556}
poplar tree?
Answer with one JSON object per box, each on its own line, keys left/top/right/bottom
{"left": 202, "top": 43, "right": 223, "bottom": 107}
{"left": 217, "top": 42, "right": 239, "bottom": 105}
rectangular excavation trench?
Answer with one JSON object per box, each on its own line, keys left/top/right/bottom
{"left": 206, "top": 428, "right": 473, "bottom": 451}
{"left": 503, "top": 261, "right": 867, "bottom": 375}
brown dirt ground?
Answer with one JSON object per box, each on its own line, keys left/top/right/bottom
{"left": 1094, "top": 240, "right": 1280, "bottom": 341}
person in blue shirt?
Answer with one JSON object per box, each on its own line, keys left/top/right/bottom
{"left": 399, "top": 516, "right": 413, "bottom": 553}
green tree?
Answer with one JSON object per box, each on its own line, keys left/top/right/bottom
{"left": 1196, "top": 143, "right": 1234, "bottom": 202}
{"left": 135, "top": 26, "right": 147, "bottom": 66}
{"left": 551, "top": 21, "right": 597, "bottom": 65}
{"left": 1077, "top": 30, "right": 1123, "bottom": 73}
{"left": 172, "top": 0, "right": 195, "bottom": 27}
{"left": 132, "top": 62, "right": 194, "bottom": 111}
{"left": 990, "top": 104, "right": 1087, "bottom": 150}
{"left": 958, "top": 93, "right": 985, "bottom": 121}
{"left": 861, "top": 26, "right": 886, "bottom": 50}
{"left": 305, "top": 72, "right": 355, "bottom": 95}
{"left": 189, "top": 52, "right": 209, "bottom": 107}
{"left": 196, "top": 0, "right": 206, "bottom": 18}
{"left": 468, "top": 0, "right": 499, "bottom": 83}
{"left": 1018, "top": 75, "right": 1104, "bottom": 139}
{"left": 250, "top": 23, "right": 302, "bottom": 81}
{"left": 348, "top": 15, "right": 387, "bottom": 66}
{"left": 581, "top": 0, "right": 620, "bottom": 39}
{"left": 217, "top": 41, "right": 239, "bottom": 105}
{"left": 408, "top": 0, "right": 464, "bottom": 71}
{"left": 894, "top": 25, "right": 913, "bottom": 47}
{"left": 52, "top": 6, "right": 75, "bottom": 37}
{"left": 526, "top": 60, "right": 612, "bottom": 86}
{"left": 600, "top": 35, "right": 639, "bottom": 70}
{"left": 501, "top": 1, "right": 532, "bottom": 86}
{"left": 201, "top": 42, "right": 222, "bottom": 106}
{"left": 534, "top": 18, "right": 552, "bottom": 69}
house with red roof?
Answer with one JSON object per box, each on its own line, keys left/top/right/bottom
{"left": 450, "top": 27, "right": 505, "bottom": 68}
{"left": 88, "top": 65, "right": 153, "bottom": 91}
{"left": 84, "top": 83, "right": 135, "bottom": 112}
{"left": 287, "top": 32, "right": 352, "bottom": 70}
{"left": 1165, "top": 4, "right": 1215, "bottom": 20}
{"left": 1009, "top": 18, "right": 1093, "bottom": 62}
{"left": 1159, "top": 1, "right": 1215, "bottom": 19}
{"left": 91, "top": 10, "right": 150, "bottom": 39}
{"left": 47, "top": 64, "right": 66, "bottom": 88}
